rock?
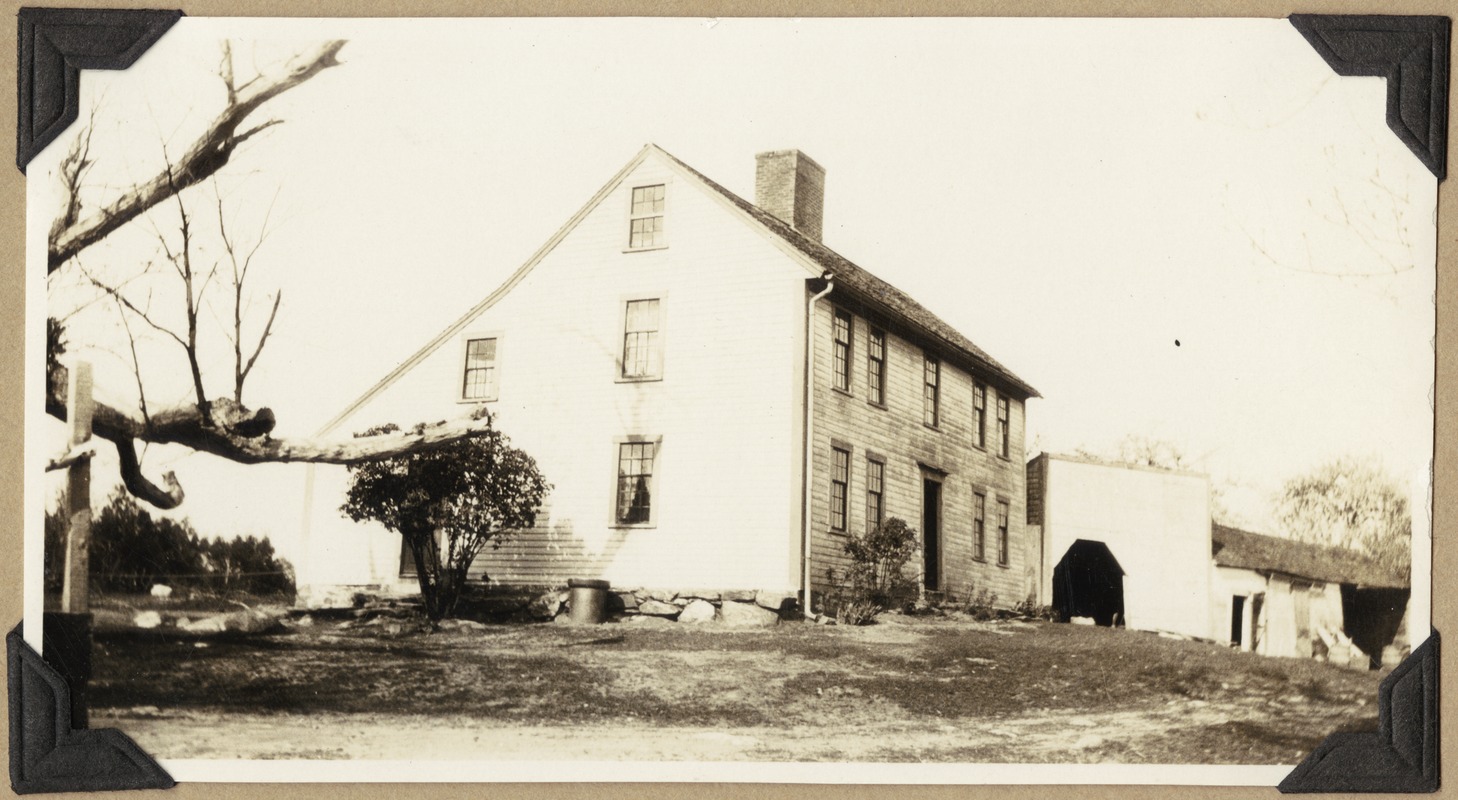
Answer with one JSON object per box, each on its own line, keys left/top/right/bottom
{"left": 133, "top": 611, "right": 163, "bottom": 629}
{"left": 179, "top": 615, "right": 228, "bottom": 633}
{"left": 1070, "top": 616, "right": 1095, "bottom": 626}
{"left": 680, "top": 590, "right": 721, "bottom": 602}
{"left": 294, "top": 615, "right": 315, "bottom": 628}
{"left": 1072, "top": 734, "right": 1105, "bottom": 750}
{"left": 626, "top": 614, "right": 674, "bottom": 627}
{"left": 721, "top": 601, "right": 780, "bottom": 627}
{"left": 722, "top": 589, "right": 756, "bottom": 603}
{"left": 615, "top": 592, "right": 639, "bottom": 611}
{"left": 149, "top": 584, "right": 173, "bottom": 599}
{"left": 224, "top": 610, "right": 280, "bottom": 634}
{"left": 678, "top": 599, "right": 716, "bottom": 623}
{"left": 754, "top": 590, "right": 795, "bottom": 612}
{"left": 534, "top": 591, "right": 563, "bottom": 619}
{"left": 637, "top": 599, "right": 681, "bottom": 617}
{"left": 647, "top": 589, "right": 678, "bottom": 603}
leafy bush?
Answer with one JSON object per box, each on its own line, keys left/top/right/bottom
{"left": 824, "top": 517, "right": 919, "bottom": 625}
{"left": 1011, "top": 595, "right": 1057, "bottom": 621}
{"left": 965, "top": 587, "right": 999, "bottom": 621}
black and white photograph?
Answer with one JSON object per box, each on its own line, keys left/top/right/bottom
{"left": 22, "top": 15, "right": 1436, "bottom": 784}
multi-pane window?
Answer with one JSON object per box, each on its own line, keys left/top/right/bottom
{"left": 461, "top": 337, "right": 498, "bottom": 400}
{"left": 973, "top": 492, "right": 987, "bottom": 561}
{"left": 923, "top": 354, "right": 941, "bottom": 427}
{"left": 997, "top": 396, "right": 1011, "bottom": 458}
{"left": 830, "top": 446, "right": 850, "bottom": 532}
{"left": 867, "top": 328, "right": 886, "bottom": 405}
{"left": 615, "top": 440, "right": 657, "bottom": 525}
{"left": 972, "top": 381, "right": 987, "bottom": 448}
{"left": 628, "top": 184, "right": 666, "bottom": 248}
{"left": 832, "top": 310, "right": 853, "bottom": 392}
{"left": 865, "top": 458, "right": 885, "bottom": 532}
{"left": 622, "top": 299, "right": 662, "bottom": 379}
{"left": 997, "top": 500, "right": 1010, "bottom": 566}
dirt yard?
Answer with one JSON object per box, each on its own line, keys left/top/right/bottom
{"left": 89, "top": 612, "right": 1383, "bottom": 763}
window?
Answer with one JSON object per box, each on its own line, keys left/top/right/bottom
{"left": 830, "top": 446, "right": 850, "bottom": 532}
{"left": 628, "top": 184, "right": 666, "bottom": 249}
{"left": 621, "top": 298, "right": 662, "bottom": 379}
{"left": 866, "top": 458, "right": 885, "bottom": 532}
{"left": 461, "top": 337, "right": 498, "bottom": 400}
{"left": 923, "top": 354, "right": 940, "bottom": 427}
{"left": 972, "top": 492, "right": 986, "bottom": 561}
{"left": 997, "top": 395, "right": 1011, "bottom": 458}
{"left": 867, "top": 328, "right": 886, "bottom": 405}
{"left": 832, "top": 309, "right": 853, "bottom": 392}
{"left": 972, "top": 381, "right": 987, "bottom": 448}
{"left": 615, "top": 440, "right": 658, "bottom": 525}
{"left": 996, "top": 499, "right": 1010, "bottom": 566}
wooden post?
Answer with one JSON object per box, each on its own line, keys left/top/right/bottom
{"left": 61, "top": 361, "right": 92, "bottom": 614}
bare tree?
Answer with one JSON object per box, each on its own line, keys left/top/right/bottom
{"left": 45, "top": 40, "right": 496, "bottom": 510}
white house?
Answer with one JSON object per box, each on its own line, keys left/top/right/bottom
{"left": 295, "top": 145, "right": 1039, "bottom": 610}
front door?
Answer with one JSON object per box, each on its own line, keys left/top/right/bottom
{"left": 1230, "top": 595, "right": 1246, "bottom": 647}
{"left": 922, "top": 477, "right": 942, "bottom": 592}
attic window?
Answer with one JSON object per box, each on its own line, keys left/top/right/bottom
{"left": 628, "top": 184, "right": 666, "bottom": 249}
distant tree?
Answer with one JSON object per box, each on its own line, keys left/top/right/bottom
{"left": 1274, "top": 456, "right": 1411, "bottom": 579}
{"left": 1074, "top": 434, "right": 1243, "bottom": 524}
{"left": 340, "top": 412, "right": 550, "bottom": 623}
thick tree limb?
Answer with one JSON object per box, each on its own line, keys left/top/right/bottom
{"left": 47, "top": 363, "right": 495, "bottom": 509}
{"left": 47, "top": 40, "right": 347, "bottom": 274}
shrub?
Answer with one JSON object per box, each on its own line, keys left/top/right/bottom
{"left": 965, "top": 587, "right": 999, "bottom": 621}
{"left": 1011, "top": 595, "right": 1057, "bottom": 621}
{"left": 825, "top": 517, "right": 919, "bottom": 625}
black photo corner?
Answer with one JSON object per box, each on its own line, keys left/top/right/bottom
{"left": 7, "top": 7, "right": 1449, "bottom": 793}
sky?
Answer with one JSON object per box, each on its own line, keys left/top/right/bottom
{"left": 32, "top": 17, "right": 1437, "bottom": 564}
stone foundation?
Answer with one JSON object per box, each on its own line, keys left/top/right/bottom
{"left": 548, "top": 587, "right": 801, "bottom": 626}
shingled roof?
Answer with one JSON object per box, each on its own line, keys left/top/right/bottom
{"left": 1211, "top": 524, "right": 1408, "bottom": 589}
{"left": 659, "top": 148, "right": 1040, "bottom": 399}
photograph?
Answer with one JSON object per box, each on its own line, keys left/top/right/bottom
{"left": 23, "top": 14, "right": 1436, "bottom": 784}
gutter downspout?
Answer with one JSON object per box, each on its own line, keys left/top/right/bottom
{"left": 802, "top": 272, "right": 835, "bottom": 618}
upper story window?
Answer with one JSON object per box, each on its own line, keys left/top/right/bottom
{"left": 867, "top": 328, "right": 886, "bottom": 406}
{"left": 832, "top": 309, "right": 853, "bottom": 392}
{"left": 615, "top": 438, "right": 659, "bottom": 526}
{"left": 461, "top": 337, "right": 498, "bottom": 401}
{"left": 628, "top": 184, "right": 666, "bottom": 249}
{"left": 621, "top": 298, "right": 663, "bottom": 380}
{"left": 865, "top": 457, "right": 885, "bottom": 532}
{"left": 923, "top": 354, "right": 941, "bottom": 428}
{"left": 997, "top": 395, "right": 1011, "bottom": 458}
{"left": 830, "top": 446, "right": 850, "bottom": 532}
{"left": 996, "top": 499, "right": 1010, "bottom": 566}
{"left": 972, "top": 492, "right": 987, "bottom": 561}
{"left": 972, "top": 381, "right": 987, "bottom": 448}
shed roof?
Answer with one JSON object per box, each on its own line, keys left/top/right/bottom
{"left": 1211, "top": 524, "right": 1408, "bottom": 589}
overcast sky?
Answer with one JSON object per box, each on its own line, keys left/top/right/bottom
{"left": 34, "top": 17, "right": 1436, "bottom": 559}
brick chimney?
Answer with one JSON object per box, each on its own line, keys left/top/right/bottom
{"left": 755, "top": 150, "right": 826, "bottom": 242}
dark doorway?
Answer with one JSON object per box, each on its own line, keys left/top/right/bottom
{"left": 922, "top": 477, "right": 942, "bottom": 592}
{"left": 1230, "top": 595, "right": 1246, "bottom": 647}
{"left": 1052, "top": 539, "right": 1125, "bottom": 626}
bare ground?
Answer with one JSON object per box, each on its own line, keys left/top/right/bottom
{"left": 89, "top": 612, "right": 1382, "bottom": 763}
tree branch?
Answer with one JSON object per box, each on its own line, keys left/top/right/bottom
{"left": 47, "top": 40, "right": 347, "bottom": 274}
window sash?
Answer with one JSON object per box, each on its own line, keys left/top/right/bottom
{"left": 867, "top": 329, "right": 886, "bottom": 405}
{"left": 628, "top": 185, "right": 666, "bottom": 248}
{"left": 832, "top": 310, "right": 853, "bottom": 391}
{"left": 997, "top": 500, "right": 1010, "bottom": 565}
{"left": 923, "top": 356, "right": 940, "bottom": 427}
{"left": 830, "top": 447, "right": 850, "bottom": 531}
{"left": 865, "top": 459, "right": 885, "bottom": 531}
{"left": 622, "top": 299, "right": 662, "bottom": 378}
{"left": 973, "top": 493, "right": 986, "bottom": 561}
{"left": 462, "top": 337, "right": 498, "bottom": 399}
{"left": 973, "top": 382, "right": 987, "bottom": 447}
{"left": 997, "top": 396, "right": 1011, "bottom": 457}
{"left": 616, "top": 441, "right": 656, "bottom": 524}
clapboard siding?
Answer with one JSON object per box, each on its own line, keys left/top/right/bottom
{"left": 808, "top": 300, "right": 1030, "bottom": 606}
